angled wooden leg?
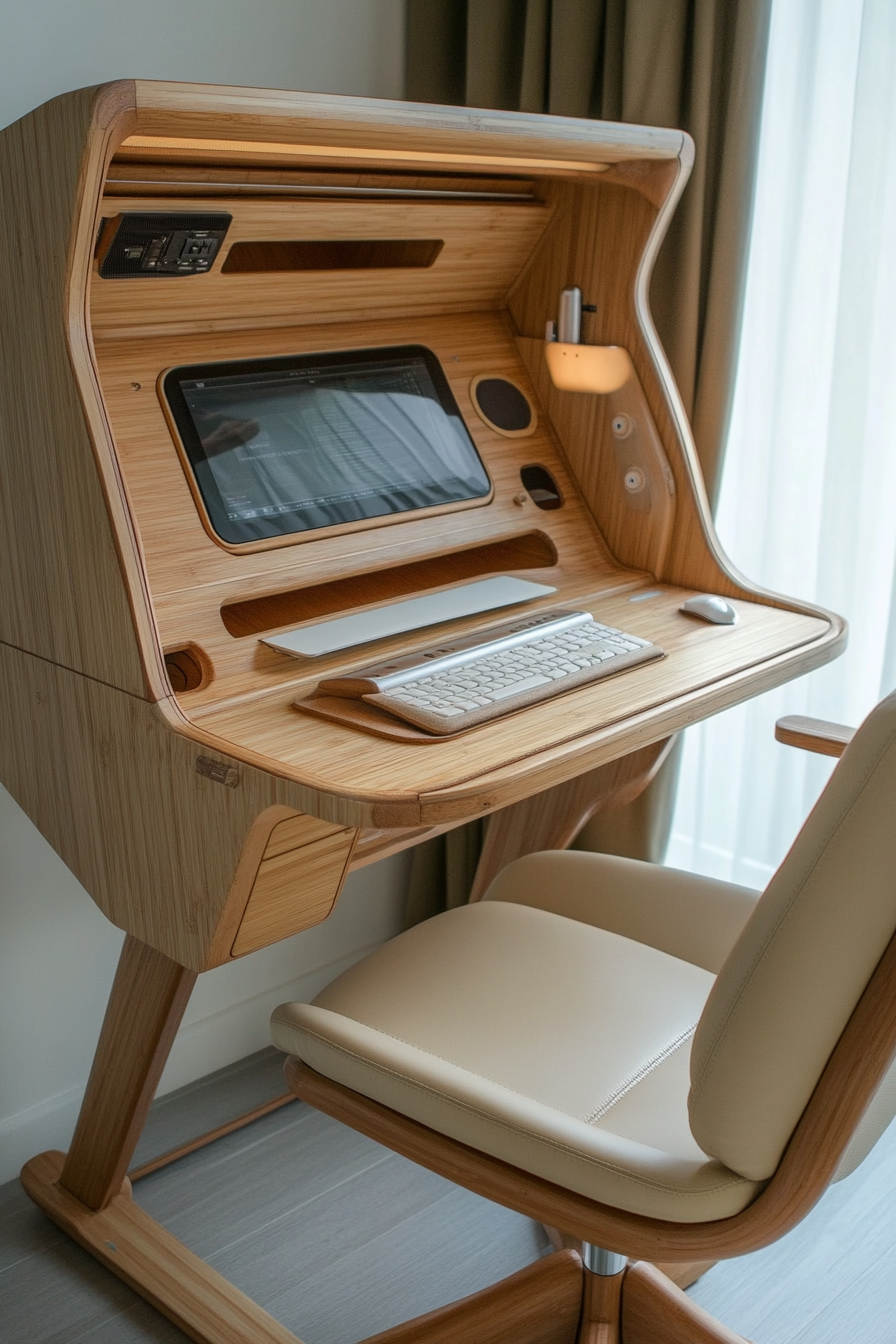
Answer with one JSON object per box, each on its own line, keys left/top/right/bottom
{"left": 23, "top": 933, "right": 306, "bottom": 1343}
{"left": 621, "top": 1262, "right": 748, "bottom": 1344}
{"left": 59, "top": 934, "right": 197, "bottom": 1210}
{"left": 469, "top": 739, "right": 674, "bottom": 901}
{"left": 357, "top": 1250, "right": 583, "bottom": 1344}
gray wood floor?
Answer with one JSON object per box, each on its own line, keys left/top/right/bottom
{"left": 2, "top": 1046, "right": 896, "bottom": 1343}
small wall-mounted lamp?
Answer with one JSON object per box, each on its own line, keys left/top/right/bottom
{"left": 544, "top": 286, "right": 632, "bottom": 393}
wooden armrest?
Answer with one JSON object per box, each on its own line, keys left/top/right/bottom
{"left": 775, "top": 715, "right": 855, "bottom": 758}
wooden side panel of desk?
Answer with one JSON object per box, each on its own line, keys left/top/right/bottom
{"left": 0, "top": 642, "right": 361, "bottom": 970}
{"left": 0, "top": 83, "right": 149, "bottom": 696}
{"left": 508, "top": 177, "right": 727, "bottom": 598}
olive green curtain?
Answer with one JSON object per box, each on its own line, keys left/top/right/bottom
{"left": 404, "top": 0, "right": 772, "bottom": 915}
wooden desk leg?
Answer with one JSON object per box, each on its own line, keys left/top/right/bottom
{"left": 469, "top": 738, "right": 674, "bottom": 902}
{"left": 59, "top": 933, "right": 197, "bottom": 1210}
{"left": 22, "top": 934, "right": 308, "bottom": 1342}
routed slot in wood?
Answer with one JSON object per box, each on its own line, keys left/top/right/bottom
{"left": 106, "top": 159, "right": 538, "bottom": 200}
{"left": 220, "top": 531, "right": 558, "bottom": 638}
{"left": 221, "top": 238, "right": 444, "bottom": 273}
{"left": 164, "top": 645, "right": 208, "bottom": 692}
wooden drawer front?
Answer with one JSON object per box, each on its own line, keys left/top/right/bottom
{"left": 232, "top": 825, "right": 356, "bottom": 957}
{"left": 261, "top": 813, "right": 346, "bottom": 859}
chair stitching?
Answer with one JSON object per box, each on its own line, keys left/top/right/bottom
{"left": 290, "top": 1023, "right": 755, "bottom": 1199}
{"left": 584, "top": 1026, "right": 696, "bottom": 1125}
{"left": 303, "top": 1010, "right": 696, "bottom": 1129}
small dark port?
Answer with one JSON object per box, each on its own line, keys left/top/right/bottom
{"left": 520, "top": 464, "right": 563, "bottom": 510}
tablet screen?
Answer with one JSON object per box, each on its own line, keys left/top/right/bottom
{"left": 163, "top": 345, "right": 491, "bottom": 545}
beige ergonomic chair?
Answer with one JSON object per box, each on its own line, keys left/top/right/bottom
{"left": 272, "top": 691, "right": 896, "bottom": 1344}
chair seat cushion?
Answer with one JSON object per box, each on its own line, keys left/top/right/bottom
{"left": 271, "top": 901, "right": 763, "bottom": 1222}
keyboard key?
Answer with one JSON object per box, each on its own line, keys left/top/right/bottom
{"left": 313, "top": 606, "right": 663, "bottom": 735}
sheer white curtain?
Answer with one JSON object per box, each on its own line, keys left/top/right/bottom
{"left": 667, "top": 0, "right": 896, "bottom": 887}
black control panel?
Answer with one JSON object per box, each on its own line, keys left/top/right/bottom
{"left": 97, "top": 213, "right": 232, "bottom": 278}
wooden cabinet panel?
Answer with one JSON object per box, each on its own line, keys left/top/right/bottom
{"left": 231, "top": 823, "right": 356, "bottom": 956}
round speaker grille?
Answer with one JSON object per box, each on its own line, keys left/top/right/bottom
{"left": 470, "top": 376, "right": 536, "bottom": 437}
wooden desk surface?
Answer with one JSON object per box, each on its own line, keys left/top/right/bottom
{"left": 195, "top": 585, "right": 831, "bottom": 826}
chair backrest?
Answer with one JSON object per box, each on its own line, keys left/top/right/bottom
{"left": 689, "top": 689, "right": 896, "bottom": 1181}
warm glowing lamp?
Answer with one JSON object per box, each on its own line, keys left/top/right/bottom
{"left": 544, "top": 341, "right": 633, "bottom": 393}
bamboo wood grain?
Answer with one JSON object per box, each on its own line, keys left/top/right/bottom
{"left": 60, "top": 937, "right": 196, "bottom": 1210}
{"left": 93, "top": 311, "right": 621, "bottom": 701}
{"left": 507, "top": 177, "right": 710, "bottom": 593}
{"left": 219, "top": 533, "right": 557, "bottom": 636}
{"left": 22, "top": 1151, "right": 304, "bottom": 1344}
{"left": 3, "top": 81, "right": 844, "bottom": 845}
{"left": 91, "top": 195, "right": 551, "bottom": 339}
{"left": 621, "top": 1262, "right": 748, "bottom": 1344}
{"left": 198, "top": 592, "right": 840, "bottom": 823}
{"left": 505, "top": 166, "right": 774, "bottom": 607}
{"left": 127, "top": 82, "right": 685, "bottom": 167}
{"left": 516, "top": 337, "right": 676, "bottom": 579}
{"left": 468, "top": 738, "right": 674, "bottom": 901}
{"left": 349, "top": 821, "right": 462, "bottom": 870}
{"left": 231, "top": 825, "right": 357, "bottom": 956}
{"left": 105, "top": 160, "right": 542, "bottom": 197}
{"left": 649, "top": 1261, "right": 717, "bottom": 1292}
{"left": 357, "top": 1250, "right": 582, "bottom": 1344}
{"left": 284, "top": 915, "right": 896, "bottom": 1261}
{"left": 775, "top": 715, "right": 854, "bottom": 758}
{"left": 0, "top": 83, "right": 148, "bottom": 695}
{"left": 0, "top": 643, "right": 360, "bottom": 968}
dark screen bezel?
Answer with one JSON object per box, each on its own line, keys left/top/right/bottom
{"left": 161, "top": 344, "right": 492, "bottom": 548}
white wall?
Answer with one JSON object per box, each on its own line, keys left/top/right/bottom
{"left": 0, "top": 0, "right": 405, "bottom": 131}
{"left": 0, "top": 0, "right": 408, "bottom": 1185}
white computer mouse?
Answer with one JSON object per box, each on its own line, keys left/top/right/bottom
{"left": 680, "top": 594, "right": 738, "bottom": 625}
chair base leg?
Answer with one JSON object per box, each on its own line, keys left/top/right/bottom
{"left": 621, "top": 1261, "right": 749, "bottom": 1344}
{"left": 358, "top": 1249, "right": 583, "bottom": 1344}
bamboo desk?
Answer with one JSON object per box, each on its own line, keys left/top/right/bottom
{"left": 0, "top": 82, "right": 844, "bottom": 1343}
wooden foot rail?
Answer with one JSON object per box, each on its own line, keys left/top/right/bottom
{"left": 21, "top": 1157, "right": 747, "bottom": 1344}
{"left": 23, "top": 1150, "right": 303, "bottom": 1344}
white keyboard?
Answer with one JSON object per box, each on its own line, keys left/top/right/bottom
{"left": 314, "top": 607, "right": 663, "bottom": 735}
